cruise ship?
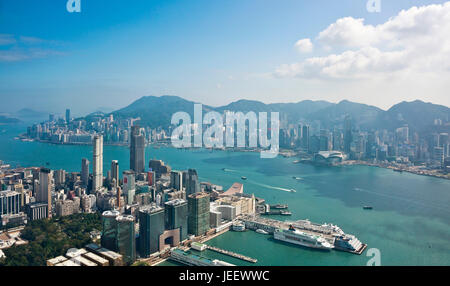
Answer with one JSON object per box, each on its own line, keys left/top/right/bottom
{"left": 273, "top": 226, "right": 334, "bottom": 251}
{"left": 333, "top": 234, "right": 366, "bottom": 254}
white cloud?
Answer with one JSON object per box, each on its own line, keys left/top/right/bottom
{"left": 0, "top": 34, "right": 16, "bottom": 46}
{"left": 275, "top": 2, "right": 450, "bottom": 80}
{"left": 295, "top": 38, "right": 313, "bottom": 53}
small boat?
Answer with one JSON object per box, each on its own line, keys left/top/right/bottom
{"left": 393, "top": 169, "right": 403, "bottom": 173}
{"left": 293, "top": 176, "right": 302, "bottom": 181}
{"left": 241, "top": 176, "right": 247, "bottom": 180}
{"left": 289, "top": 189, "right": 296, "bottom": 193}
{"left": 280, "top": 211, "right": 292, "bottom": 216}
{"left": 292, "top": 160, "right": 300, "bottom": 164}
{"left": 256, "top": 229, "right": 269, "bottom": 235}
{"left": 363, "top": 206, "right": 373, "bottom": 210}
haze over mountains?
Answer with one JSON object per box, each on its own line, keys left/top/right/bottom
{"left": 105, "top": 96, "right": 450, "bottom": 134}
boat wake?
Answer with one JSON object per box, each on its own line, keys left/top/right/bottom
{"left": 251, "top": 182, "right": 293, "bottom": 193}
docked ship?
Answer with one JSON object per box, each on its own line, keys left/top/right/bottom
{"left": 333, "top": 234, "right": 366, "bottom": 254}
{"left": 232, "top": 221, "right": 246, "bottom": 232}
{"left": 273, "top": 226, "right": 334, "bottom": 251}
{"left": 270, "top": 204, "right": 288, "bottom": 209}
{"left": 256, "top": 229, "right": 269, "bottom": 235}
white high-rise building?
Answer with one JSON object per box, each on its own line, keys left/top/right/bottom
{"left": 93, "top": 135, "right": 103, "bottom": 192}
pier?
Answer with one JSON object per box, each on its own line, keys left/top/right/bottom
{"left": 205, "top": 245, "right": 258, "bottom": 263}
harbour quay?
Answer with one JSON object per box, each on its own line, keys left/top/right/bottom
{"left": 240, "top": 214, "right": 367, "bottom": 255}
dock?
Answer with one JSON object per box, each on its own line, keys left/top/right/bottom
{"left": 205, "top": 245, "right": 257, "bottom": 263}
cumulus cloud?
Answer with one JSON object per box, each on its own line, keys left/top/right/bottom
{"left": 295, "top": 38, "right": 313, "bottom": 53}
{"left": 275, "top": 2, "right": 450, "bottom": 80}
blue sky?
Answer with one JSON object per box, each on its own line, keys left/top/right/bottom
{"left": 1, "top": 0, "right": 449, "bottom": 116}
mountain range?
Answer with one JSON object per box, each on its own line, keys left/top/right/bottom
{"left": 96, "top": 96, "right": 450, "bottom": 134}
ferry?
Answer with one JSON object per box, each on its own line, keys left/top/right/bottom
{"left": 256, "top": 229, "right": 269, "bottom": 235}
{"left": 270, "top": 204, "right": 288, "bottom": 209}
{"left": 273, "top": 226, "right": 334, "bottom": 251}
{"left": 232, "top": 222, "right": 246, "bottom": 232}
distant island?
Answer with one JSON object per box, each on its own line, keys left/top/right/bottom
{"left": 0, "top": 115, "right": 20, "bottom": 125}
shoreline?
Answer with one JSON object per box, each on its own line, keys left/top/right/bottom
{"left": 13, "top": 135, "right": 450, "bottom": 181}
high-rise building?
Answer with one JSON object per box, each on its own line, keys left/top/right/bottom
{"left": 130, "top": 125, "right": 145, "bottom": 173}
{"left": 170, "top": 171, "right": 183, "bottom": 191}
{"left": 344, "top": 115, "right": 352, "bottom": 153}
{"left": 185, "top": 169, "right": 200, "bottom": 196}
{"left": 101, "top": 210, "right": 120, "bottom": 251}
{"left": 65, "top": 109, "right": 71, "bottom": 123}
{"left": 165, "top": 199, "right": 188, "bottom": 241}
{"left": 81, "top": 158, "right": 89, "bottom": 187}
{"left": 37, "top": 168, "right": 52, "bottom": 218}
{"left": 54, "top": 169, "right": 66, "bottom": 187}
{"left": 92, "top": 135, "right": 103, "bottom": 192}
{"left": 111, "top": 160, "right": 119, "bottom": 188}
{"left": 0, "top": 191, "right": 21, "bottom": 216}
{"left": 138, "top": 205, "right": 165, "bottom": 257}
{"left": 301, "top": 125, "right": 310, "bottom": 152}
{"left": 187, "top": 192, "right": 210, "bottom": 236}
{"left": 122, "top": 171, "right": 135, "bottom": 204}
{"left": 116, "top": 215, "right": 136, "bottom": 265}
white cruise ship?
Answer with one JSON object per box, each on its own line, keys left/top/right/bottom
{"left": 274, "top": 226, "right": 334, "bottom": 251}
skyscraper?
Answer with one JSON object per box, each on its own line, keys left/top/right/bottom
{"left": 165, "top": 199, "right": 188, "bottom": 241}
{"left": 122, "top": 170, "right": 135, "bottom": 205}
{"left": 81, "top": 158, "right": 89, "bottom": 187}
{"left": 185, "top": 169, "right": 200, "bottom": 196}
{"left": 101, "top": 210, "right": 120, "bottom": 251}
{"left": 111, "top": 160, "right": 119, "bottom": 188}
{"left": 344, "top": 115, "right": 352, "bottom": 153}
{"left": 138, "top": 205, "right": 165, "bottom": 257}
{"left": 37, "top": 168, "right": 53, "bottom": 218}
{"left": 116, "top": 215, "right": 136, "bottom": 265}
{"left": 65, "top": 109, "right": 71, "bottom": 123}
{"left": 301, "top": 125, "right": 310, "bottom": 152}
{"left": 92, "top": 135, "right": 103, "bottom": 192}
{"left": 130, "top": 125, "right": 145, "bottom": 173}
{"left": 170, "top": 170, "right": 183, "bottom": 191}
{"left": 187, "top": 192, "right": 210, "bottom": 236}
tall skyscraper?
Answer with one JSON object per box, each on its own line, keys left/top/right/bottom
{"left": 187, "top": 192, "right": 210, "bottom": 236}
{"left": 122, "top": 170, "right": 135, "bottom": 204}
{"left": 138, "top": 205, "right": 165, "bottom": 257}
{"left": 92, "top": 135, "right": 103, "bottom": 192}
{"left": 65, "top": 109, "right": 71, "bottom": 123}
{"left": 185, "top": 169, "right": 200, "bottom": 196}
{"left": 170, "top": 170, "right": 183, "bottom": 191}
{"left": 116, "top": 215, "right": 136, "bottom": 265}
{"left": 37, "top": 168, "right": 53, "bottom": 218}
{"left": 81, "top": 158, "right": 89, "bottom": 187}
{"left": 165, "top": 199, "right": 188, "bottom": 241}
{"left": 111, "top": 160, "right": 119, "bottom": 188}
{"left": 101, "top": 210, "right": 120, "bottom": 251}
{"left": 302, "top": 125, "right": 310, "bottom": 152}
{"left": 130, "top": 125, "right": 145, "bottom": 173}
{"left": 344, "top": 115, "right": 352, "bottom": 153}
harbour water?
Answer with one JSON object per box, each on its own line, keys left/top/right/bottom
{"left": 1, "top": 124, "right": 449, "bottom": 266}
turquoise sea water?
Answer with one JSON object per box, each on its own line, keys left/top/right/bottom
{"left": 1, "top": 124, "right": 449, "bottom": 266}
